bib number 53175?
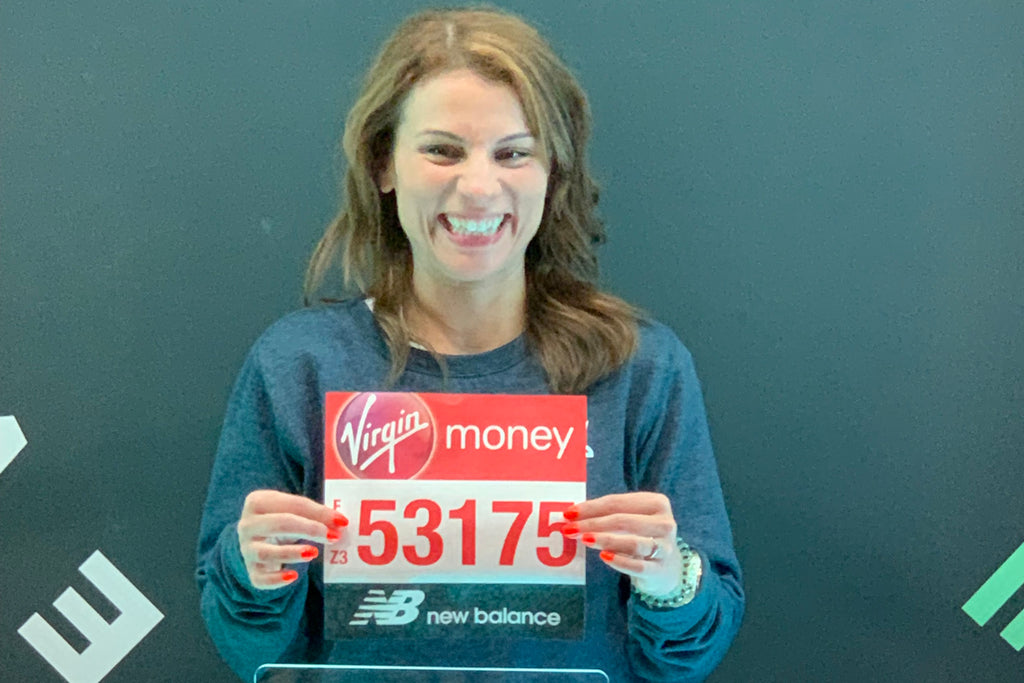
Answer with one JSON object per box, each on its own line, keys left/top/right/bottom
{"left": 356, "top": 499, "right": 576, "bottom": 568}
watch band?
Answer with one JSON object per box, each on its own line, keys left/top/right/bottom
{"left": 632, "top": 537, "right": 703, "bottom": 609}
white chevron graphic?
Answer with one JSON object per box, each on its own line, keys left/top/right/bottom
{"left": 0, "top": 415, "right": 27, "bottom": 477}
{"left": 18, "top": 550, "right": 164, "bottom": 683}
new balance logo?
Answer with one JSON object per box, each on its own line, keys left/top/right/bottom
{"left": 349, "top": 589, "right": 425, "bottom": 625}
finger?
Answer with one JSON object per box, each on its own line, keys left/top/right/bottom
{"left": 596, "top": 549, "right": 647, "bottom": 578}
{"left": 577, "top": 532, "right": 665, "bottom": 560}
{"left": 598, "top": 547, "right": 687, "bottom": 598}
{"left": 239, "top": 512, "right": 344, "bottom": 545}
{"left": 563, "top": 492, "right": 672, "bottom": 521}
{"left": 243, "top": 541, "right": 320, "bottom": 567}
{"left": 561, "top": 513, "right": 675, "bottom": 540}
{"left": 243, "top": 490, "right": 349, "bottom": 529}
{"left": 250, "top": 560, "right": 282, "bottom": 574}
{"left": 248, "top": 567, "right": 302, "bottom": 591}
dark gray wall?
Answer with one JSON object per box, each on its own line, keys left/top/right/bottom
{"left": 2, "top": 1, "right": 1022, "bottom": 681}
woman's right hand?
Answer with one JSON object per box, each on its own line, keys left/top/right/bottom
{"left": 236, "top": 489, "right": 348, "bottom": 589}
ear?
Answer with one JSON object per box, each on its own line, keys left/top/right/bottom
{"left": 378, "top": 159, "right": 395, "bottom": 194}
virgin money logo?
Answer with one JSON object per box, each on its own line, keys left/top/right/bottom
{"left": 334, "top": 393, "right": 435, "bottom": 479}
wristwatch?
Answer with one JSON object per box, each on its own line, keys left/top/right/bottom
{"left": 632, "top": 538, "right": 703, "bottom": 609}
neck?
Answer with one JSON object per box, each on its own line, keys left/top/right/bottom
{"left": 406, "top": 275, "right": 527, "bottom": 355}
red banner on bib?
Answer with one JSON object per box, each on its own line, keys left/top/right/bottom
{"left": 324, "top": 392, "right": 587, "bottom": 482}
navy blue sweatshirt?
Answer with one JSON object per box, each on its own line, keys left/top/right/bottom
{"left": 196, "top": 299, "right": 743, "bottom": 681}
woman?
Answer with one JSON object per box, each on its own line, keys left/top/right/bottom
{"left": 197, "top": 7, "right": 743, "bottom": 682}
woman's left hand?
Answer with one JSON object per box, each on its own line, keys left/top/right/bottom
{"left": 561, "top": 492, "right": 683, "bottom": 596}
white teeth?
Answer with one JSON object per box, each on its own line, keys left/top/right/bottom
{"left": 446, "top": 215, "right": 504, "bottom": 235}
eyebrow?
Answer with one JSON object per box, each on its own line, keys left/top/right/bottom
{"left": 416, "top": 130, "right": 534, "bottom": 144}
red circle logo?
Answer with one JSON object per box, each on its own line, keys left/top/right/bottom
{"left": 333, "top": 392, "right": 435, "bottom": 479}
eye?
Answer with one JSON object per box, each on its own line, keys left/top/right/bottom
{"left": 420, "top": 143, "right": 464, "bottom": 162}
{"left": 495, "top": 148, "right": 532, "bottom": 165}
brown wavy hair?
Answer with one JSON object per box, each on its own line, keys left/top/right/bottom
{"left": 304, "top": 6, "right": 639, "bottom": 393}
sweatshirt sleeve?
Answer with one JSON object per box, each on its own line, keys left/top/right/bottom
{"left": 195, "top": 342, "right": 318, "bottom": 682}
{"left": 623, "top": 329, "right": 745, "bottom": 681}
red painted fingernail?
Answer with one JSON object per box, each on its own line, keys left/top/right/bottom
{"left": 282, "top": 570, "right": 299, "bottom": 582}
{"left": 563, "top": 508, "right": 579, "bottom": 521}
{"left": 581, "top": 533, "right": 596, "bottom": 545}
{"left": 300, "top": 546, "right": 318, "bottom": 560}
{"left": 326, "top": 529, "right": 341, "bottom": 542}
{"left": 333, "top": 514, "right": 349, "bottom": 527}
{"left": 561, "top": 523, "right": 579, "bottom": 535}
{"left": 600, "top": 550, "right": 616, "bottom": 562}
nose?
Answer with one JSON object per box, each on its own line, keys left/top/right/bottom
{"left": 456, "top": 152, "right": 501, "bottom": 201}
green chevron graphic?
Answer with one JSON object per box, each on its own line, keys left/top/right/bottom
{"left": 963, "top": 541, "right": 1024, "bottom": 650}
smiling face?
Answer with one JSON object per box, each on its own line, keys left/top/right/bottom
{"left": 380, "top": 68, "right": 549, "bottom": 298}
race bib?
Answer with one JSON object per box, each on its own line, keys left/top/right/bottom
{"left": 323, "top": 392, "right": 587, "bottom": 640}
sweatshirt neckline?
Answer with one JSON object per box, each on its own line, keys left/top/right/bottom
{"left": 348, "top": 298, "right": 530, "bottom": 378}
